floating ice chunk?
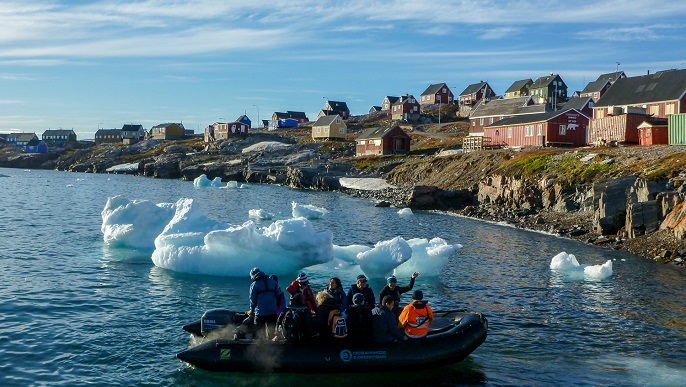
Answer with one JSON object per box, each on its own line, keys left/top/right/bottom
{"left": 356, "top": 237, "right": 413, "bottom": 279}
{"left": 292, "top": 202, "right": 328, "bottom": 219}
{"left": 101, "top": 195, "right": 176, "bottom": 250}
{"left": 395, "top": 237, "right": 462, "bottom": 277}
{"left": 249, "top": 208, "right": 274, "bottom": 220}
{"left": 334, "top": 244, "right": 371, "bottom": 263}
{"left": 550, "top": 251, "right": 613, "bottom": 280}
{"left": 584, "top": 260, "right": 613, "bottom": 279}
{"left": 397, "top": 208, "right": 414, "bottom": 217}
{"left": 193, "top": 174, "right": 223, "bottom": 187}
{"left": 152, "top": 216, "right": 334, "bottom": 276}
{"left": 223, "top": 181, "right": 246, "bottom": 189}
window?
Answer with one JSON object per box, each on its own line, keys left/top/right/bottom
{"left": 525, "top": 126, "right": 533, "bottom": 136}
{"left": 317, "top": 128, "right": 321, "bottom": 133}
{"left": 508, "top": 129, "right": 513, "bottom": 138}
{"left": 472, "top": 121, "right": 475, "bottom": 126}
{"left": 480, "top": 118, "right": 484, "bottom": 125}
{"left": 666, "top": 103, "right": 675, "bottom": 115}
{"left": 339, "top": 128, "right": 344, "bottom": 134}
{"left": 559, "top": 125, "right": 566, "bottom": 135}
{"left": 537, "top": 124, "right": 542, "bottom": 135}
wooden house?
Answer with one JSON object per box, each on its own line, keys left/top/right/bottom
{"left": 420, "top": 83, "right": 454, "bottom": 106}
{"left": 121, "top": 124, "right": 145, "bottom": 144}
{"left": 391, "top": 94, "right": 420, "bottom": 121}
{"left": 355, "top": 125, "right": 411, "bottom": 157}
{"left": 150, "top": 123, "right": 185, "bottom": 140}
{"left": 8, "top": 132, "right": 39, "bottom": 147}
{"left": 268, "top": 118, "right": 299, "bottom": 130}
{"left": 204, "top": 121, "right": 249, "bottom": 142}
{"left": 271, "top": 111, "right": 309, "bottom": 123}
{"left": 558, "top": 96, "right": 594, "bottom": 117}
{"left": 459, "top": 81, "right": 496, "bottom": 109}
{"left": 638, "top": 119, "right": 669, "bottom": 146}
{"left": 468, "top": 96, "right": 549, "bottom": 136}
{"left": 369, "top": 106, "right": 382, "bottom": 114}
{"left": 312, "top": 114, "right": 347, "bottom": 140}
{"left": 42, "top": 129, "right": 77, "bottom": 143}
{"left": 504, "top": 79, "right": 533, "bottom": 99}
{"left": 580, "top": 71, "right": 625, "bottom": 101}
{"left": 530, "top": 74, "right": 568, "bottom": 108}
{"left": 322, "top": 101, "right": 350, "bottom": 119}
{"left": 484, "top": 109, "right": 589, "bottom": 147}
{"left": 381, "top": 96, "right": 400, "bottom": 111}
{"left": 236, "top": 115, "right": 252, "bottom": 128}
{"left": 94, "top": 129, "right": 123, "bottom": 145}
{"left": 25, "top": 138, "right": 48, "bottom": 153}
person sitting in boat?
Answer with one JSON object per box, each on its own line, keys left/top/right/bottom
{"left": 248, "top": 267, "right": 280, "bottom": 340}
{"left": 286, "top": 272, "right": 318, "bottom": 314}
{"left": 314, "top": 290, "right": 341, "bottom": 341}
{"left": 345, "top": 293, "right": 374, "bottom": 344}
{"left": 378, "top": 272, "right": 420, "bottom": 317}
{"left": 326, "top": 276, "right": 347, "bottom": 310}
{"left": 346, "top": 274, "right": 375, "bottom": 309}
{"left": 274, "top": 293, "right": 314, "bottom": 343}
{"left": 270, "top": 274, "right": 287, "bottom": 316}
{"left": 373, "top": 296, "right": 408, "bottom": 343}
{"left": 399, "top": 290, "right": 434, "bottom": 339}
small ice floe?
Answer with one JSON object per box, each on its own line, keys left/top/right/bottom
{"left": 550, "top": 251, "right": 613, "bottom": 280}
{"left": 248, "top": 208, "right": 274, "bottom": 220}
{"left": 397, "top": 208, "right": 414, "bottom": 217}
{"left": 291, "top": 202, "right": 328, "bottom": 219}
{"left": 193, "top": 174, "right": 223, "bottom": 187}
{"left": 223, "top": 181, "right": 246, "bottom": 189}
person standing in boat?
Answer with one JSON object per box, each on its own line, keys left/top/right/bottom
{"left": 373, "top": 296, "right": 408, "bottom": 343}
{"left": 248, "top": 267, "right": 280, "bottom": 340}
{"left": 286, "top": 272, "right": 317, "bottom": 314}
{"left": 270, "top": 274, "right": 287, "bottom": 316}
{"left": 399, "top": 290, "right": 434, "bottom": 339}
{"left": 378, "top": 272, "right": 420, "bottom": 317}
{"left": 326, "top": 277, "right": 347, "bottom": 310}
{"left": 346, "top": 274, "right": 375, "bottom": 309}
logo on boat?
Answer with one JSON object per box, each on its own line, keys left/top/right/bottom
{"left": 340, "top": 349, "right": 386, "bottom": 362}
{"left": 220, "top": 348, "right": 231, "bottom": 359}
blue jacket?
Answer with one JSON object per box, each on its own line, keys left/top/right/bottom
{"left": 249, "top": 272, "right": 279, "bottom": 316}
{"left": 373, "top": 306, "right": 405, "bottom": 343}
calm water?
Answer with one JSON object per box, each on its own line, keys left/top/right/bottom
{"left": 1, "top": 167, "right": 685, "bottom": 386}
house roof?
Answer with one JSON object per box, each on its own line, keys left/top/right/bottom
{"left": 581, "top": 79, "right": 610, "bottom": 94}
{"left": 43, "top": 129, "right": 75, "bottom": 136}
{"left": 637, "top": 119, "right": 668, "bottom": 128}
{"left": 532, "top": 74, "right": 561, "bottom": 89}
{"left": 594, "top": 69, "right": 686, "bottom": 107}
{"left": 151, "top": 123, "right": 183, "bottom": 129}
{"left": 121, "top": 124, "right": 143, "bottom": 132}
{"left": 236, "top": 115, "right": 250, "bottom": 122}
{"left": 370, "top": 106, "right": 382, "bottom": 112}
{"left": 326, "top": 101, "right": 349, "bottom": 111}
{"left": 384, "top": 96, "right": 400, "bottom": 104}
{"left": 421, "top": 83, "right": 449, "bottom": 96}
{"left": 313, "top": 114, "right": 343, "bottom": 127}
{"left": 505, "top": 79, "right": 533, "bottom": 93}
{"left": 356, "top": 125, "right": 407, "bottom": 140}
{"left": 559, "top": 96, "right": 593, "bottom": 111}
{"left": 13, "top": 133, "right": 38, "bottom": 141}
{"left": 460, "top": 82, "right": 487, "bottom": 96}
{"left": 486, "top": 108, "right": 588, "bottom": 127}
{"left": 392, "top": 95, "right": 416, "bottom": 106}
{"left": 471, "top": 96, "right": 548, "bottom": 118}
{"left": 27, "top": 138, "right": 43, "bottom": 146}
{"left": 95, "top": 129, "right": 122, "bottom": 135}
{"left": 596, "top": 71, "right": 625, "bottom": 84}
{"left": 286, "top": 111, "right": 308, "bottom": 119}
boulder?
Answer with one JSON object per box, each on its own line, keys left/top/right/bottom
{"left": 626, "top": 200, "right": 660, "bottom": 238}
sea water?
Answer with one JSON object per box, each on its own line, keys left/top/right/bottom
{"left": 1, "top": 167, "right": 685, "bottom": 386}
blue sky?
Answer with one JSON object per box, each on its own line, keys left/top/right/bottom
{"left": 1, "top": 0, "right": 686, "bottom": 139}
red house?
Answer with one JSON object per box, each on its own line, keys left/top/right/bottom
{"left": 204, "top": 121, "right": 249, "bottom": 142}
{"left": 391, "top": 94, "right": 420, "bottom": 121}
{"left": 638, "top": 119, "right": 669, "bottom": 145}
{"left": 420, "top": 83, "right": 454, "bottom": 106}
{"left": 484, "top": 109, "right": 589, "bottom": 147}
{"left": 355, "top": 125, "right": 411, "bottom": 157}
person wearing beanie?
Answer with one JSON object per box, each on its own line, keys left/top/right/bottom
{"left": 285, "top": 272, "right": 317, "bottom": 313}
{"left": 345, "top": 274, "right": 375, "bottom": 309}
{"left": 378, "top": 272, "right": 420, "bottom": 317}
{"left": 248, "top": 267, "right": 279, "bottom": 339}
{"left": 345, "top": 291, "right": 374, "bottom": 344}
{"left": 398, "top": 288, "right": 434, "bottom": 339}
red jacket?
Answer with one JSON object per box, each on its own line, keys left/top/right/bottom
{"left": 286, "top": 280, "right": 318, "bottom": 313}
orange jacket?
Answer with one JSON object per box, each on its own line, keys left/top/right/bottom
{"left": 398, "top": 301, "right": 433, "bottom": 338}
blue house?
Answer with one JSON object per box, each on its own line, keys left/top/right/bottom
{"left": 25, "top": 138, "right": 48, "bottom": 153}
{"left": 8, "top": 133, "right": 39, "bottom": 148}
{"left": 236, "top": 115, "right": 252, "bottom": 129}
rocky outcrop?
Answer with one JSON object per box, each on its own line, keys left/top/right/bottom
{"left": 593, "top": 176, "right": 637, "bottom": 235}
{"left": 478, "top": 175, "right": 541, "bottom": 210}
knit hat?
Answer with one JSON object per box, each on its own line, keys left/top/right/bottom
{"left": 387, "top": 275, "right": 397, "bottom": 284}
{"left": 249, "top": 267, "right": 261, "bottom": 280}
{"left": 353, "top": 293, "right": 365, "bottom": 305}
{"left": 356, "top": 274, "right": 367, "bottom": 281}
{"left": 269, "top": 274, "right": 278, "bottom": 283}
{"left": 297, "top": 272, "right": 309, "bottom": 283}
{"left": 412, "top": 290, "right": 423, "bottom": 301}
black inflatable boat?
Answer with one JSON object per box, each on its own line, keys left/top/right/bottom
{"left": 177, "top": 309, "right": 487, "bottom": 373}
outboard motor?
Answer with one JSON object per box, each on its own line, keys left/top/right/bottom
{"left": 200, "top": 309, "right": 236, "bottom": 336}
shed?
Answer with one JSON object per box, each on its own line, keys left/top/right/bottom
{"left": 638, "top": 119, "right": 669, "bottom": 146}
{"left": 355, "top": 125, "right": 411, "bottom": 157}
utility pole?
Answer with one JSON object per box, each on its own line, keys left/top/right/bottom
{"left": 252, "top": 105, "right": 259, "bottom": 129}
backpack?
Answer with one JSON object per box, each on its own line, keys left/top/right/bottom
{"left": 281, "top": 307, "right": 305, "bottom": 343}
{"left": 328, "top": 309, "right": 347, "bottom": 339}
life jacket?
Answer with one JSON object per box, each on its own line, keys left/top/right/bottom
{"left": 399, "top": 301, "right": 433, "bottom": 338}
{"left": 328, "top": 309, "right": 347, "bottom": 339}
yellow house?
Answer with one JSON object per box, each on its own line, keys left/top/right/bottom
{"left": 150, "top": 123, "right": 186, "bottom": 140}
{"left": 312, "top": 114, "right": 347, "bottom": 140}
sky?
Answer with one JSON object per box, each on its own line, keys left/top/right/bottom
{"left": 1, "top": 0, "right": 686, "bottom": 139}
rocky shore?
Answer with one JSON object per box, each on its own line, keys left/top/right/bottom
{"left": 2, "top": 132, "right": 686, "bottom": 267}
